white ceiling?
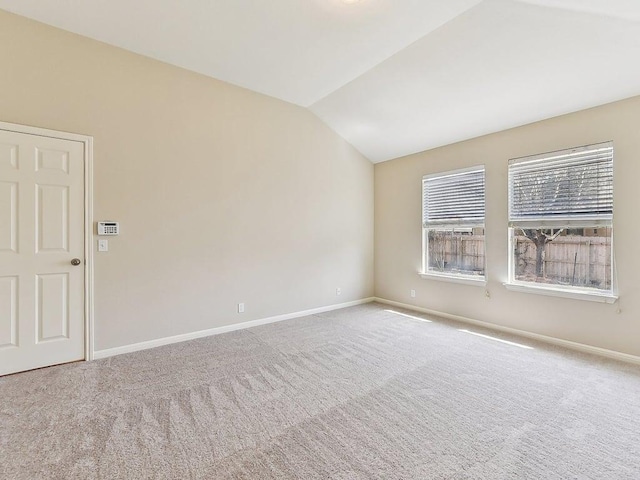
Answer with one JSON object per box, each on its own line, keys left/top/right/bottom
{"left": 1, "top": 0, "right": 639, "bottom": 162}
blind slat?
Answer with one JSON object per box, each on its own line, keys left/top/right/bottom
{"left": 423, "top": 167, "right": 485, "bottom": 226}
{"left": 509, "top": 142, "right": 613, "bottom": 222}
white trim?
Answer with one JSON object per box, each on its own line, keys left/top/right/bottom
{"left": 422, "top": 164, "right": 485, "bottom": 181}
{"left": 0, "top": 121, "right": 93, "bottom": 143}
{"left": 0, "top": 121, "right": 95, "bottom": 362}
{"left": 419, "top": 271, "right": 486, "bottom": 287}
{"left": 508, "top": 219, "right": 612, "bottom": 228}
{"left": 373, "top": 297, "right": 640, "bottom": 366}
{"left": 504, "top": 282, "right": 618, "bottom": 304}
{"left": 93, "top": 298, "right": 375, "bottom": 359}
{"left": 508, "top": 140, "right": 613, "bottom": 166}
{"left": 84, "top": 137, "right": 95, "bottom": 360}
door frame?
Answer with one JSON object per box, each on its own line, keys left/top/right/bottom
{"left": 0, "top": 121, "right": 95, "bottom": 361}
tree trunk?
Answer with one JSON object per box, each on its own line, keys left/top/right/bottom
{"left": 535, "top": 239, "right": 546, "bottom": 277}
{"left": 536, "top": 243, "right": 544, "bottom": 278}
{"left": 520, "top": 229, "right": 561, "bottom": 280}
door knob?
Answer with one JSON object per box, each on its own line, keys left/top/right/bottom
{"left": 71, "top": 258, "right": 82, "bottom": 266}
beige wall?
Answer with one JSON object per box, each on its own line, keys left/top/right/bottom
{"left": 375, "top": 94, "right": 640, "bottom": 356}
{"left": 3, "top": 8, "right": 639, "bottom": 359}
{"left": 0, "top": 10, "right": 374, "bottom": 351}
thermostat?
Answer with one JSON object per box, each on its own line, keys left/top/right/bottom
{"left": 97, "top": 221, "right": 119, "bottom": 236}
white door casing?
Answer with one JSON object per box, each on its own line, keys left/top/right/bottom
{"left": 0, "top": 125, "right": 92, "bottom": 376}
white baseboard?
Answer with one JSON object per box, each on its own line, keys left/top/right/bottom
{"left": 94, "top": 297, "right": 375, "bottom": 360}
{"left": 374, "top": 297, "right": 640, "bottom": 366}
{"left": 95, "top": 296, "right": 640, "bottom": 366}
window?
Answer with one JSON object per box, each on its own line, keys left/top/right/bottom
{"left": 422, "top": 166, "right": 486, "bottom": 281}
{"left": 508, "top": 142, "right": 614, "bottom": 297}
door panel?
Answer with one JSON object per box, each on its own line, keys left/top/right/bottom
{"left": 36, "top": 147, "right": 69, "bottom": 174}
{"left": 0, "top": 142, "right": 18, "bottom": 170}
{"left": 0, "top": 276, "right": 18, "bottom": 348}
{"left": 37, "top": 184, "right": 70, "bottom": 253}
{"left": 0, "top": 181, "right": 18, "bottom": 252}
{"left": 37, "top": 273, "right": 69, "bottom": 342}
{"left": 0, "top": 129, "right": 85, "bottom": 376}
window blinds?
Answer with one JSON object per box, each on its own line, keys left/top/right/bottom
{"left": 422, "top": 166, "right": 485, "bottom": 227}
{"left": 508, "top": 142, "right": 613, "bottom": 225}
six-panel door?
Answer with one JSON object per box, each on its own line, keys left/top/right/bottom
{"left": 0, "top": 130, "right": 85, "bottom": 376}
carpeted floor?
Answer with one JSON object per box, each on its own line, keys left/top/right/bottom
{"left": 2, "top": 303, "right": 640, "bottom": 479}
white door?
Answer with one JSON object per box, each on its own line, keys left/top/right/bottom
{"left": 0, "top": 129, "right": 85, "bottom": 376}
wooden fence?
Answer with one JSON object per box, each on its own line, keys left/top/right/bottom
{"left": 428, "top": 233, "right": 611, "bottom": 289}
{"left": 428, "top": 234, "right": 485, "bottom": 274}
{"left": 513, "top": 235, "right": 611, "bottom": 289}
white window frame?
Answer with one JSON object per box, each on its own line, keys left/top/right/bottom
{"left": 421, "top": 165, "right": 486, "bottom": 285}
{"left": 505, "top": 142, "right": 617, "bottom": 303}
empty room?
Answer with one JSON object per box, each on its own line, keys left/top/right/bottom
{"left": 1, "top": 1, "right": 640, "bottom": 478}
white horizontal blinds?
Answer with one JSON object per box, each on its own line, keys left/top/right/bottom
{"left": 509, "top": 142, "right": 613, "bottom": 225}
{"left": 423, "top": 167, "right": 485, "bottom": 227}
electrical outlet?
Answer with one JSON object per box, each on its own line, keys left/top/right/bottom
{"left": 336, "top": 287, "right": 341, "bottom": 296}
{"left": 238, "top": 303, "right": 245, "bottom": 313}
{"left": 410, "top": 289, "right": 416, "bottom": 298}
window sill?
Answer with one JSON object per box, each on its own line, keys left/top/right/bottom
{"left": 419, "top": 272, "right": 486, "bottom": 287}
{"left": 504, "top": 282, "right": 618, "bottom": 304}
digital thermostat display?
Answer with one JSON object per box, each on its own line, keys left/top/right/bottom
{"left": 97, "top": 222, "right": 119, "bottom": 235}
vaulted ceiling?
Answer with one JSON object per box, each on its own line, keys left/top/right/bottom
{"left": 1, "top": 0, "right": 639, "bottom": 162}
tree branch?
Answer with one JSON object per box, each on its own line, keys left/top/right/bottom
{"left": 545, "top": 228, "right": 564, "bottom": 242}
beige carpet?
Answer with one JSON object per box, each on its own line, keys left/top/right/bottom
{"left": 2, "top": 303, "right": 640, "bottom": 479}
